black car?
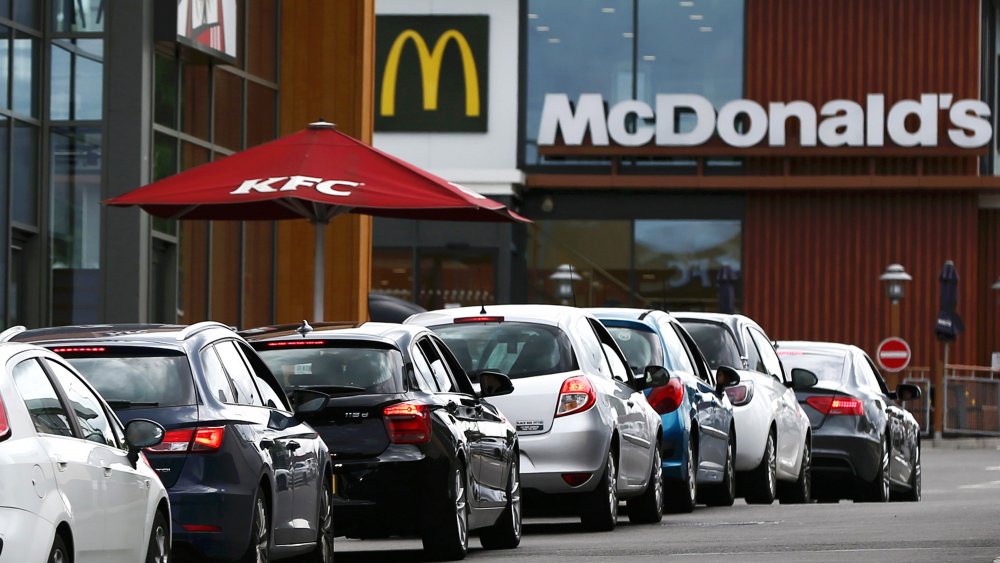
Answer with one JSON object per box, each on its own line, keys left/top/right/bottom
{"left": 776, "top": 341, "right": 922, "bottom": 502}
{"left": 244, "top": 321, "right": 521, "bottom": 561}
{"left": 10, "top": 322, "right": 335, "bottom": 562}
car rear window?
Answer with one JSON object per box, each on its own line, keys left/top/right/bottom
{"left": 432, "top": 322, "right": 577, "bottom": 379}
{"left": 682, "top": 321, "right": 744, "bottom": 370}
{"left": 606, "top": 326, "right": 664, "bottom": 375}
{"left": 777, "top": 350, "right": 848, "bottom": 384}
{"left": 57, "top": 346, "right": 196, "bottom": 409}
{"left": 255, "top": 341, "right": 404, "bottom": 394}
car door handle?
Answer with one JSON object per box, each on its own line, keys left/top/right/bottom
{"left": 286, "top": 441, "right": 301, "bottom": 452}
{"left": 53, "top": 455, "right": 68, "bottom": 472}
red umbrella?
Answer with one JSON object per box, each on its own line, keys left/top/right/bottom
{"left": 106, "top": 121, "right": 528, "bottom": 320}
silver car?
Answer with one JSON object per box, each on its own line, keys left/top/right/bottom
{"left": 406, "top": 305, "right": 666, "bottom": 530}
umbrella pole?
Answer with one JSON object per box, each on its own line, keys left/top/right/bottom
{"left": 313, "top": 220, "right": 327, "bottom": 321}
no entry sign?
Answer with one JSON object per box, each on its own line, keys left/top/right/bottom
{"left": 876, "top": 337, "right": 912, "bottom": 372}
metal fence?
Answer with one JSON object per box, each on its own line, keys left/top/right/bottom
{"left": 943, "top": 365, "right": 1000, "bottom": 436}
{"left": 899, "top": 367, "right": 932, "bottom": 437}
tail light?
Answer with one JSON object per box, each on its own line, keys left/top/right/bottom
{"left": 647, "top": 378, "right": 685, "bottom": 414}
{"left": 146, "top": 426, "right": 226, "bottom": 453}
{"left": 0, "top": 396, "right": 10, "bottom": 443}
{"left": 806, "top": 395, "right": 864, "bottom": 416}
{"left": 561, "top": 472, "right": 592, "bottom": 487}
{"left": 725, "top": 382, "right": 754, "bottom": 406}
{"left": 384, "top": 402, "right": 432, "bottom": 444}
{"left": 555, "top": 376, "right": 596, "bottom": 417}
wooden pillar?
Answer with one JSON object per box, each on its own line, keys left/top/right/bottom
{"left": 276, "top": 0, "right": 374, "bottom": 323}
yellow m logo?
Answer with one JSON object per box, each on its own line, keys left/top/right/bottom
{"left": 380, "top": 29, "right": 481, "bottom": 118}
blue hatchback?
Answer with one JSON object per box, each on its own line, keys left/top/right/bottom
{"left": 591, "top": 309, "right": 737, "bottom": 513}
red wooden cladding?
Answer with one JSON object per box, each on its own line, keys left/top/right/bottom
{"left": 976, "top": 209, "right": 1000, "bottom": 365}
{"left": 744, "top": 191, "right": 980, "bottom": 373}
{"left": 744, "top": 0, "right": 981, "bottom": 175}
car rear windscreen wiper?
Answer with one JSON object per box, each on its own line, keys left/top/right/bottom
{"left": 106, "top": 400, "right": 161, "bottom": 409}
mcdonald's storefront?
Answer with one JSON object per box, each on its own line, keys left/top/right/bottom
{"left": 371, "top": 0, "right": 1000, "bottom": 376}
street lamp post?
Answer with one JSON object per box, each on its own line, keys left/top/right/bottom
{"left": 550, "top": 264, "right": 582, "bottom": 306}
{"left": 880, "top": 264, "right": 912, "bottom": 337}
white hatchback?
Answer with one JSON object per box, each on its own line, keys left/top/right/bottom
{"left": 0, "top": 342, "right": 170, "bottom": 563}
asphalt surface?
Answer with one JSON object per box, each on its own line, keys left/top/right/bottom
{"left": 336, "top": 447, "right": 1000, "bottom": 562}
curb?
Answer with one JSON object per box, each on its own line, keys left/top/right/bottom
{"left": 926, "top": 437, "right": 1000, "bottom": 449}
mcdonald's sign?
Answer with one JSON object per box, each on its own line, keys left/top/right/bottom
{"left": 376, "top": 16, "right": 489, "bottom": 132}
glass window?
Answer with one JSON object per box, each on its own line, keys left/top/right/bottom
{"left": 64, "top": 349, "right": 196, "bottom": 409}
{"left": 683, "top": 320, "right": 742, "bottom": 370}
{"left": 14, "top": 0, "right": 38, "bottom": 29}
{"left": 181, "top": 60, "right": 210, "bottom": 140}
{"left": 661, "top": 324, "right": 696, "bottom": 375}
{"left": 215, "top": 341, "right": 262, "bottom": 406}
{"left": 50, "top": 40, "right": 103, "bottom": 121}
{"left": 46, "top": 359, "right": 118, "bottom": 448}
{"left": 748, "top": 328, "right": 783, "bottom": 380}
{"left": 201, "top": 345, "right": 234, "bottom": 403}
{"left": 418, "top": 251, "right": 496, "bottom": 311}
{"left": 11, "top": 121, "right": 37, "bottom": 226}
{"left": 528, "top": 220, "right": 632, "bottom": 307}
{"left": 257, "top": 343, "right": 404, "bottom": 394}
{"left": 0, "top": 26, "right": 9, "bottom": 109}
{"left": 372, "top": 249, "right": 414, "bottom": 304}
{"left": 433, "top": 321, "right": 578, "bottom": 380}
{"left": 154, "top": 53, "right": 178, "bottom": 128}
{"left": 410, "top": 344, "right": 439, "bottom": 392}
{"left": 777, "top": 350, "right": 848, "bottom": 385}
{"left": 12, "top": 358, "right": 74, "bottom": 437}
{"left": 11, "top": 33, "right": 38, "bottom": 117}
{"left": 743, "top": 328, "right": 765, "bottom": 374}
{"left": 52, "top": 0, "right": 105, "bottom": 32}
{"left": 606, "top": 325, "right": 664, "bottom": 375}
{"left": 235, "top": 342, "right": 288, "bottom": 410}
{"left": 417, "top": 338, "right": 454, "bottom": 393}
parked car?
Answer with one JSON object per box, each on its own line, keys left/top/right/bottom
{"left": 676, "top": 313, "right": 814, "bottom": 504}
{"left": 244, "top": 321, "right": 521, "bottom": 560}
{"left": 406, "top": 305, "right": 666, "bottom": 531}
{"left": 776, "top": 341, "right": 922, "bottom": 502}
{"left": 9, "top": 323, "right": 334, "bottom": 563}
{"left": 590, "top": 308, "right": 739, "bottom": 513}
{"left": 0, "top": 339, "right": 170, "bottom": 563}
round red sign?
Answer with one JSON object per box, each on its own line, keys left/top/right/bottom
{"left": 876, "top": 337, "right": 912, "bottom": 372}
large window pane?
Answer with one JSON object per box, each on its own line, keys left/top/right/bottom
{"left": 527, "top": 221, "right": 633, "bottom": 307}
{"left": 633, "top": 220, "right": 741, "bottom": 311}
{"left": 13, "top": 0, "right": 38, "bottom": 29}
{"left": 50, "top": 126, "right": 102, "bottom": 325}
{"left": 372, "top": 249, "right": 414, "bottom": 302}
{"left": 246, "top": 81, "right": 276, "bottom": 147}
{"left": 12, "top": 34, "right": 38, "bottom": 117}
{"left": 154, "top": 53, "right": 178, "bottom": 128}
{"left": 52, "top": 0, "right": 105, "bottom": 32}
{"left": 213, "top": 67, "right": 242, "bottom": 151}
{"left": 11, "top": 121, "right": 37, "bottom": 226}
{"left": 0, "top": 27, "right": 9, "bottom": 109}
{"left": 152, "top": 133, "right": 178, "bottom": 235}
{"left": 50, "top": 40, "right": 102, "bottom": 120}
{"left": 50, "top": 42, "right": 70, "bottom": 119}
{"left": 181, "top": 60, "right": 210, "bottom": 140}
{"left": 418, "top": 251, "right": 495, "bottom": 311}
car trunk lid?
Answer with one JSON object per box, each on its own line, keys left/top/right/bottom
{"left": 305, "top": 393, "right": 408, "bottom": 459}
{"left": 485, "top": 371, "right": 582, "bottom": 435}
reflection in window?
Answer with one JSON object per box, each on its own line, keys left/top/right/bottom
{"left": 50, "top": 126, "right": 102, "bottom": 324}
{"left": 47, "top": 359, "right": 118, "bottom": 447}
{"left": 50, "top": 39, "right": 104, "bottom": 120}
{"left": 52, "top": 0, "right": 105, "bottom": 32}
{"left": 14, "top": 0, "right": 38, "bottom": 29}
{"left": 0, "top": 26, "right": 9, "bottom": 109}
{"left": 12, "top": 34, "right": 38, "bottom": 117}
{"left": 12, "top": 359, "right": 74, "bottom": 437}
{"left": 418, "top": 251, "right": 495, "bottom": 311}
{"left": 154, "top": 53, "right": 178, "bottom": 128}
{"left": 11, "top": 121, "right": 37, "bottom": 226}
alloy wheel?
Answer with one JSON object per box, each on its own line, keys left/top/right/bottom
{"left": 726, "top": 439, "right": 736, "bottom": 499}
{"left": 608, "top": 455, "right": 618, "bottom": 521}
{"left": 318, "top": 481, "right": 334, "bottom": 562}
{"left": 802, "top": 443, "right": 812, "bottom": 501}
{"left": 766, "top": 435, "right": 777, "bottom": 497}
{"left": 51, "top": 548, "right": 66, "bottom": 563}
{"left": 685, "top": 439, "right": 697, "bottom": 505}
{"left": 652, "top": 447, "right": 663, "bottom": 510}
{"left": 510, "top": 462, "right": 522, "bottom": 539}
{"left": 879, "top": 442, "right": 891, "bottom": 500}
{"left": 454, "top": 467, "right": 468, "bottom": 549}
{"left": 254, "top": 496, "right": 270, "bottom": 563}
{"left": 152, "top": 523, "right": 169, "bottom": 563}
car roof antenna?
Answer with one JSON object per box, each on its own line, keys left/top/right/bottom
{"left": 479, "top": 303, "right": 487, "bottom": 315}
{"left": 296, "top": 320, "right": 313, "bottom": 338}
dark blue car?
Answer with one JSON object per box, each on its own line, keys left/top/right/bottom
{"left": 591, "top": 309, "right": 738, "bottom": 513}
{"left": 12, "top": 323, "right": 334, "bottom": 563}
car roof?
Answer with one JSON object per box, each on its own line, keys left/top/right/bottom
{"left": 587, "top": 307, "right": 671, "bottom": 324}
{"left": 7, "top": 322, "right": 234, "bottom": 351}
{"left": 244, "top": 321, "right": 428, "bottom": 349}
{"left": 776, "top": 340, "right": 858, "bottom": 357}
{"left": 406, "top": 304, "right": 588, "bottom": 328}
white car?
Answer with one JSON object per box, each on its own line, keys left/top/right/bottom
{"left": 677, "top": 313, "right": 814, "bottom": 504}
{"left": 407, "top": 305, "right": 666, "bottom": 530}
{"left": 0, "top": 342, "right": 170, "bottom": 563}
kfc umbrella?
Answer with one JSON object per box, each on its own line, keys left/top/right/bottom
{"left": 106, "top": 121, "right": 528, "bottom": 320}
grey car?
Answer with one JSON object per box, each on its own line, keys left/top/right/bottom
{"left": 406, "top": 305, "right": 666, "bottom": 531}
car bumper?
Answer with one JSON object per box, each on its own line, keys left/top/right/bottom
{"left": 811, "top": 420, "right": 882, "bottom": 484}
{"left": 519, "top": 407, "right": 612, "bottom": 494}
{"left": 168, "top": 485, "right": 255, "bottom": 561}
{"left": 0, "top": 507, "right": 55, "bottom": 563}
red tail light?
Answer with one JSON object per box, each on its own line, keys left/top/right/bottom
{"left": 384, "top": 402, "right": 432, "bottom": 444}
{"left": 646, "top": 378, "right": 685, "bottom": 414}
{"left": 265, "top": 340, "right": 326, "bottom": 347}
{"left": 806, "top": 395, "right": 864, "bottom": 416}
{"left": 182, "top": 524, "right": 222, "bottom": 532}
{"left": 454, "top": 316, "right": 504, "bottom": 324}
{"left": 561, "top": 472, "right": 592, "bottom": 487}
{"left": 724, "top": 383, "right": 754, "bottom": 406}
{"left": 146, "top": 426, "right": 225, "bottom": 453}
{"left": 555, "top": 376, "right": 596, "bottom": 417}
{"left": 0, "top": 396, "right": 10, "bottom": 442}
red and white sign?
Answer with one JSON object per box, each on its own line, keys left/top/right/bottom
{"left": 876, "top": 337, "right": 912, "bottom": 372}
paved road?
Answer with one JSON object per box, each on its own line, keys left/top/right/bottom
{"left": 336, "top": 447, "right": 1000, "bottom": 562}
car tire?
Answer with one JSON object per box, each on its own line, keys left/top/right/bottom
{"left": 894, "top": 442, "right": 921, "bottom": 503}
{"left": 240, "top": 489, "right": 271, "bottom": 563}
{"left": 580, "top": 450, "right": 618, "bottom": 532}
{"left": 297, "top": 475, "right": 335, "bottom": 562}
{"left": 48, "top": 533, "right": 70, "bottom": 563}
{"left": 778, "top": 439, "right": 811, "bottom": 504}
{"left": 422, "top": 461, "right": 469, "bottom": 560}
{"left": 480, "top": 456, "right": 522, "bottom": 549}
{"left": 627, "top": 442, "right": 664, "bottom": 524}
{"left": 702, "top": 432, "right": 736, "bottom": 507}
{"left": 745, "top": 430, "right": 777, "bottom": 505}
{"left": 145, "top": 510, "right": 170, "bottom": 563}
{"left": 861, "top": 437, "right": 890, "bottom": 503}
{"left": 664, "top": 434, "right": 697, "bottom": 514}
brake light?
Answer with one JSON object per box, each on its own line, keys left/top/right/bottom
{"left": 555, "top": 376, "right": 596, "bottom": 417}
{"left": 454, "top": 316, "right": 504, "bottom": 324}
{"left": 561, "top": 472, "right": 592, "bottom": 487}
{"left": 0, "top": 396, "right": 10, "bottom": 442}
{"left": 146, "top": 426, "right": 225, "bottom": 453}
{"left": 182, "top": 524, "right": 222, "bottom": 532}
{"left": 51, "top": 347, "right": 106, "bottom": 353}
{"left": 806, "top": 396, "right": 864, "bottom": 416}
{"left": 265, "top": 340, "right": 326, "bottom": 347}
{"left": 383, "top": 402, "right": 431, "bottom": 444}
{"left": 725, "top": 382, "right": 754, "bottom": 406}
{"left": 646, "top": 377, "right": 685, "bottom": 414}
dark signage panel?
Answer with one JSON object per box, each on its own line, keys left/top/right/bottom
{"left": 375, "top": 15, "right": 489, "bottom": 132}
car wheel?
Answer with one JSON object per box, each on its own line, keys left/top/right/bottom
{"left": 297, "top": 475, "right": 335, "bottom": 562}
{"left": 703, "top": 432, "right": 736, "bottom": 507}
{"left": 894, "top": 442, "right": 921, "bottom": 502}
{"left": 48, "top": 534, "right": 69, "bottom": 563}
{"left": 627, "top": 442, "right": 664, "bottom": 524}
{"left": 862, "top": 437, "right": 891, "bottom": 503}
{"left": 580, "top": 450, "right": 618, "bottom": 531}
{"left": 778, "top": 439, "right": 811, "bottom": 504}
{"left": 745, "top": 430, "right": 777, "bottom": 505}
{"left": 480, "top": 456, "right": 522, "bottom": 549}
{"left": 422, "top": 461, "right": 469, "bottom": 560}
{"left": 145, "top": 510, "right": 170, "bottom": 563}
{"left": 664, "top": 434, "right": 697, "bottom": 514}
{"left": 240, "top": 490, "right": 271, "bottom": 563}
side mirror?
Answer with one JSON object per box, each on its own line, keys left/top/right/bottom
{"left": 125, "top": 419, "right": 165, "bottom": 468}
{"left": 288, "top": 388, "right": 330, "bottom": 416}
{"left": 715, "top": 366, "right": 741, "bottom": 390}
{"left": 479, "top": 371, "right": 515, "bottom": 398}
{"left": 786, "top": 368, "right": 819, "bottom": 390}
{"left": 894, "top": 383, "right": 922, "bottom": 401}
{"left": 641, "top": 365, "right": 670, "bottom": 390}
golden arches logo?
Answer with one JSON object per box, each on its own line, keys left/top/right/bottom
{"left": 380, "top": 29, "right": 481, "bottom": 118}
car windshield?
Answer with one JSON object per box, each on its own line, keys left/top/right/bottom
{"left": 682, "top": 321, "right": 743, "bottom": 370}
{"left": 606, "top": 326, "right": 664, "bottom": 375}
{"left": 63, "top": 348, "right": 196, "bottom": 409}
{"left": 432, "top": 321, "right": 577, "bottom": 379}
{"left": 777, "top": 350, "right": 848, "bottom": 384}
{"left": 257, "top": 344, "right": 404, "bottom": 394}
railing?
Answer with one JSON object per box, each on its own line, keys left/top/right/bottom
{"left": 898, "top": 367, "right": 932, "bottom": 437}
{"left": 943, "top": 364, "right": 1000, "bottom": 436}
